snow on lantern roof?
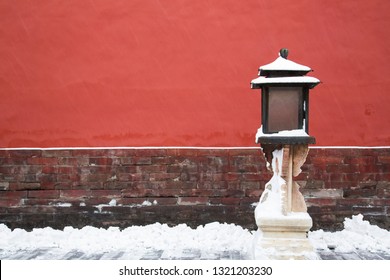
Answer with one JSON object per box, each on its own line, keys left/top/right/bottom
{"left": 257, "top": 49, "right": 313, "bottom": 77}
{"left": 259, "top": 56, "right": 311, "bottom": 74}
{"left": 251, "top": 49, "right": 320, "bottom": 89}
{"left": 251, "top": 75, "right": 320, "bottom": 89}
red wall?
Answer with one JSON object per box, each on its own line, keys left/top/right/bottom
{"left": 1, "top": 0, "right": 390, "bottom": 148}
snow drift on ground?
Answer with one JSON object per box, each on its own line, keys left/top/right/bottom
{"left": 309, "top": 214, "right": 390, "bottom": 252}
{"left": 0, "top": 214, "right": 389, "bottom": 259}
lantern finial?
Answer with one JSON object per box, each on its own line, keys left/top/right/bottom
{"left": 279, "top": 48, "right": 289, "bottom": 59}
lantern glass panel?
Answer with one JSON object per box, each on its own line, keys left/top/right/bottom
{"left": 267, "top": 87, "right": 302, "bottom": 132}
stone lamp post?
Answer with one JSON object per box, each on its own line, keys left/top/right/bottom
{"left": 250, "top": 49, "right": 320, "bottom": 259}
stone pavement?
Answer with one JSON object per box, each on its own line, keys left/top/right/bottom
{"left": 1, "top": 248, "right": 389, "bottom": 260}
{"left": 0, "top": 248, "right": 248, "bottom": 260}
{"left": 317, "top": 250, "right": 390, "bottom": 260}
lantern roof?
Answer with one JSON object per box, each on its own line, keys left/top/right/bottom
{"left": 250, "top": 76, "right": 320, "bottom": 89}
{"left": 251, "top": 49, "right": 320, "bottom": 89}
{"left": 258, "top": 56, "right": 312, "bottom": 77}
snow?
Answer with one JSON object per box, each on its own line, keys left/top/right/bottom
{"left": 94, "top": 199, "right": 157, "bottom": 213}
{"left": 0, "top": 222, "right": 253, "bottom": 258}
{"left": 256, "top": 125, "right": 309, "bottom": 141}
{"left": 251, "top": 75, "right": 320, "bottom": 85}
{"left": 51, "top": 202, "right": 72, "bottom": 207}
{"left": 251, "top": 56, "right": 320, "bottom": 87}
{"left": 108, "top": 199, "right": 117, "bottom": 206}
{"left": 309, "top": 214, "right": 390, "bottom": 253}
{"left": 259, "top": 56, "right": 311, "bottom": 72}
{"left": 0, "top": 214, "right": 389, "bottom": 259}
{"left": 255, "top": 148, "right": 284, "bottom": 220}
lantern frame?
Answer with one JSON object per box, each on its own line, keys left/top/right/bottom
{"left": 250, "top": 50, "right": 320, "bottom": 145}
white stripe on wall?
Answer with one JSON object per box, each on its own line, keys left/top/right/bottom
{"left": 1, "top": 146, "right": 390, "bottom": 151}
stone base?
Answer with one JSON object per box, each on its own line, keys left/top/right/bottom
{"left": 254, "top": 236, "right": 318, "bottom": 260}
{"left": 254, "top": 213, "right": 318, "bottom": 260}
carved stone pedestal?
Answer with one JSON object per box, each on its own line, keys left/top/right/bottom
{"left": 254, "top": 213, "right": 316, "bottom": 260}
{"left": 254, "top": 144, "right": 318, "bottom": 260}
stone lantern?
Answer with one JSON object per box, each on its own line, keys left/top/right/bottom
{"left": 250, "top": 49, "right": 320, "bottom": 259}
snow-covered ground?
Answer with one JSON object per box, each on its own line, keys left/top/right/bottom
{"left": 0, "top": 214, "right": 389, "bottom": 259}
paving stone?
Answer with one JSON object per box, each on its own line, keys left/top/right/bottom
{"left": 140, "top": 249, "right": 164, "bottom": 260}
{"left": 177, "top": 249, "right": 202, "bottom": 260}
{"left": 218, "top": 250, "right": 246, "bottom": 260}
{"left": 376, "top": 252, "right": 390, "bottom": 260}
{"left": 200, "top": 251, "right": 220, "bottom": 260}
{"left": 63, "top": 250, "right": 85, "bottom": 260}
{"left": 1, "top": 247, "right": 388, "bottom": 260}
{"left": 100, "top": 251, "right": 125, "bottom": 260}
{"left": 80, "top": 253, "right": 105, "bottom": 260}
{"left": 224, "top": 250, "right": 246, "bottom": 260}
{"left": 356, "top": 251, "right": 385, "bottom": 260}
{"left": 339, "top": 252, "right": 361, "bottom": 260}
{"left": 35, "top": 249, "right": 69, "bottom": 260}
{"left": 25, "top": 249, "right": 51, "bottom": 260}
{"left": 4, "top": 250, "right": 38, "bottom": 260}
{"left": 318, "top": 251, "right": 343, "bottom": 260}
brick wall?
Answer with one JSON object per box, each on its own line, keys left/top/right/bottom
{"left": 0, "top": 148, "right": 389, "bottom": 231}
{"left": 300, "top": 148, "right": 390, "bottom": 230}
